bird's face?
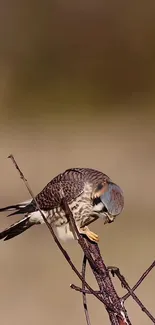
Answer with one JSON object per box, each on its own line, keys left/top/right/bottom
{"left": 93, "top": 182, "right": 124, "bottom": 224}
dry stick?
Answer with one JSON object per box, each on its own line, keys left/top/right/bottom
{"left": 81, "top": 255, "right": 91, "bottom": 325}
{"left": 122, "top": 260, "right": 155, "bottom": 301}
{"left": 8, "top": 154, "right": 118, "bottom": 314}
{"left": 108, "top": 267, "right": 155, "bottom": 323}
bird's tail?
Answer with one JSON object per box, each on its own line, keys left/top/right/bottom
{"left": 0, "top": 200, "right": 35, "bottom": 217}
{"left": 0, "top": 216, "right": 33, "bottom": 241}
{"left": 0, "top": 200, "right": 36, "bottom": 241}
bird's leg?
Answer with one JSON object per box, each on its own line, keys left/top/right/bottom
{"left": 67, "top": 214, "right": 99, "bottom": 242}
{"left": 79, "top": 226, "right": 99, "bottom": 243}
{"left": 81, "top": 214, "right": 99, "bottom": 227}
{"left": 79, "top": 214, "right": 99, "bottom": 242}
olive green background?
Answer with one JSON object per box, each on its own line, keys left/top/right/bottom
{"left": 0, "top": 1, "right": 155, "bottom": 324}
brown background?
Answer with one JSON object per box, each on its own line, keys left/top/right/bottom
{"left": 0, "top": 1, "right": 155, "bottom": 324}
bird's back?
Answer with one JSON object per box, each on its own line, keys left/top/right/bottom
{"left": 34, "top": 168, "right": 110, "bottom": 210}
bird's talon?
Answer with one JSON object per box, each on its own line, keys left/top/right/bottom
{"left": 79, "top": 226, "right": 99, "bottom": 243}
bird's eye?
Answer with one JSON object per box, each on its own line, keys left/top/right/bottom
{"left": 93, "top": 197, "right": 101, "bottom": 205}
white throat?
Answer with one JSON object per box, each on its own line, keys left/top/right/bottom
{"left": 93, "top": 202, "right": 104, "bottom": 212}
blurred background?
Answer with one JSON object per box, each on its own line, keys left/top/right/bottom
{"left": 0, "top": 0, "right": 155, "bottom": 324}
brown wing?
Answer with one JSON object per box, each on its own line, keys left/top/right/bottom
{"left": 34, "top": 169, "right": 85, "bottom": 210}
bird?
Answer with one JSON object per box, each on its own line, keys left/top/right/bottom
{"left": 0, "top": 168, "right": 124, "bottom": 242}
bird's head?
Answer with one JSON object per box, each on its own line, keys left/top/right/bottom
{"left": 93, "top": 181, "right": 124, "bottom": 224}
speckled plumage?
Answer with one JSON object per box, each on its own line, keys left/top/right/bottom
{"left": 0, "top": 168, "right": 124, "bottom": 241}
{"left": 34, "top": 168, "right": 110, "bottom": 227}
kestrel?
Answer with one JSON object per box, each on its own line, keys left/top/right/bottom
{"left": 0, "top": 168, "right": 124, "bottom": 242}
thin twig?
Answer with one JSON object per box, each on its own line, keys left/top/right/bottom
{"left": 108, "top": 267, "right": 155, "bottom": 323}
{"left": 8, "top": 154, "right": 120, "bottom": 314}
{"left": 70, "top": 285, "right": 101, "bottom": 294}
{"left": 82, "top": 255, "right": 91, "bottom": 325}
{"left": 123, "top": 261, "right": 155, "bottom": 301}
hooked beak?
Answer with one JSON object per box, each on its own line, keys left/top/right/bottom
{"left": 100, "top": 182, "right": 124, "bottom": 224}
{"left": 104, "top": 216, "right": 114, "bottom": 224}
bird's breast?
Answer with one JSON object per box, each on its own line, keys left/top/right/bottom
{"left": 47, "top": 182, "right": 93, "bottom": 226}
